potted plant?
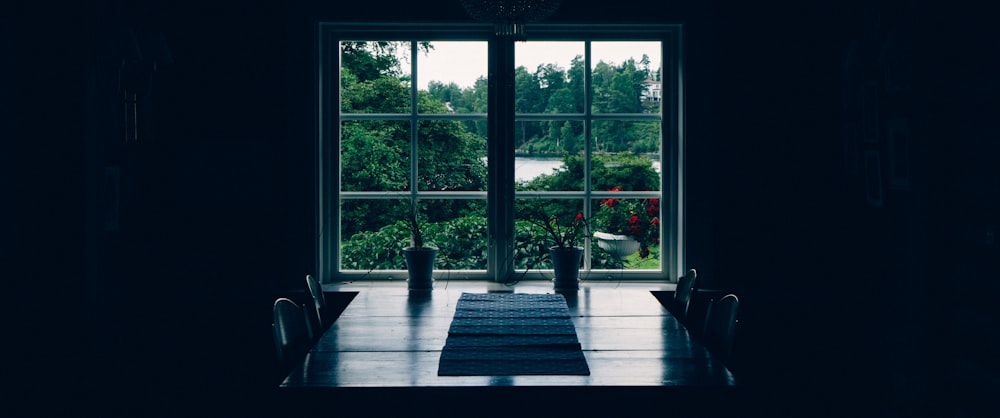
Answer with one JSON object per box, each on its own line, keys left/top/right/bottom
{"left": 592, "top": 186, "right": 660, "bottom": 260}
{"left": 402, "top": 202, "right": 437, "bottom": 291}
{"left": 527, "top": 211, "right": 590, "bottom": 291}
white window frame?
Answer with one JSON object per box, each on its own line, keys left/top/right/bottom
{"left": 317, "top": 23, "right": 685, "bottom": 283}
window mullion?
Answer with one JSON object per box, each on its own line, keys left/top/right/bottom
{"left": 488, "top": 37, "right": 516, "bottom": 283}
{"left": 410, "top": 41, "right": 419, "bottom": 208}
{"left": 582, "top": 40, "right": 593, "bottom": 270}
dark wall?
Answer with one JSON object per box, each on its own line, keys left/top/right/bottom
{"left": 711, "top": 1, "right": 998, "bottom": 416}
{"left": 13, "top": 1, "right": 93, "bottom": 414}
{"left": 710, "top": 1, "right": 898, "bottom": 413}
{"left": 13, "top": 1, "right": 291, "bottom": 415}
{"left": 1, "top": 3, "right": 15, "bottom": 283}
{"left": 13, "top": 0, "right": 997, "bottom": 416}
{"left": 920, "top": 4, "right": 1000, "bottom": 415}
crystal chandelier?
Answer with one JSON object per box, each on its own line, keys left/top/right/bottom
{"left": 460, "top": 0, "right": 562, "bottom": 40}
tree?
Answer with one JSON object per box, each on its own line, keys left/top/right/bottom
{"left": 340, "top": 42, "right": 487, "bottom": 239}
{"left": 416, "top": 92, "right": 487, "bottom": 193}
{"left": 340, "top": 41, "right": 660, "bottom": 270}
{"left": 560, "top": 121, "right": 580, "bottom": 155}
{"left": 427, "top": 81, "right": 463, "bottom": 111}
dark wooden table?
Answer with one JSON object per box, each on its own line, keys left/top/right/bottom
{"left": 278, "top": 280, "right": 742, "bottom": 416}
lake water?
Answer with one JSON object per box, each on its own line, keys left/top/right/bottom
{"left": 514, "top": 157, "right": 661, "bottom": 182}
{"left": 516, "top": 157, "right": 564, "bottom": 182}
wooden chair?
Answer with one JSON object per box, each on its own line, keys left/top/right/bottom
{"left": 305, "top": 274, "right": 326, "bottom": 334}
{"left": 272, "top": 297, "right": 314, "bottom": 371}
{"left": 702, "top": 294, "right": 739, "bottom": 363}
{"left": 672, "top": 268, "right": 698, "bottom": 322}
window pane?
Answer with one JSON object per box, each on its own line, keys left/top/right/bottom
{"left": 591, "top": 120, "right": 661, "bottom": 191}
{"left": 513, "top": 120, "right": 585, "bottom": 191}
{"left": 326, "top": 24, "right": 679, "bottom": 279}
{"left": 341, "top": 120, "right": 410, "bottom": 192}
{"left": 340, "top": 198, "right": 489, "bottom": 271}
{"left": 591, "top": 198, "right": 661, "bottom": 270}
{"left": 417, "top": 120, "right": 488, "bottom": 191}
{"left": 421, "top": 198, "right": 488, "bottom": 270}
{"left": 591, "top": 41, "right": 661, "bottom": 114}
{"left": 340, "top": 199, "right": 410, "bottom": 270}
{"left": 515, "top": 42, "right": 584, "bottom": 114}
{"left": 340, "top": 41, "right": 411, "bottom": 113}
{"left": 418, "top": 41, "right": 488, "bottom": 114}
{"left": 514, "top": 198, "right": 586, "bottom": 270}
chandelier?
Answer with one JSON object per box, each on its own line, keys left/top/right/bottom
{"left": 460, "top": 0, "right": 562, "bottom": 40}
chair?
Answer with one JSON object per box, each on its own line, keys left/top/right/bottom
{"left": 272, "top": 297, "right": 314, "bottom": 370}
{"left": 702, "top": 294, "right": 739, "bottom": 363}
{"left": 672, "top": 268, "right": 698, "bottom": 321}
{"left": 305, "top": 274, "right": 326, "bottom": 334}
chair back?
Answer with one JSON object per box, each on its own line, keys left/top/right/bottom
{"left": 273, "top": 298, "right": 314, "bottom": 368}
{"left": 305, "top": 274, "right": 326, "bottom": 331}
{"left": 673, "top": 268, "right": 698, "bottom": 320}
{"left": 703, "top": 294, "right": 739, "bottom": 362}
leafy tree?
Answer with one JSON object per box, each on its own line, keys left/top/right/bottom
{"left": 514, "top": 66, "right": 544, "bottom": 113}
{"left": 341, "top": 121, "right": 408, "bottom": 191}
{"left": 567, "top": 55, "right": 586, "bottom": 112}
{"left": 536, "top": 63, "right": 566, "bottom": 109}
{"left": 340, "top": 41, "right": 660, "bottom": 270}
{"left": 546, "top": 87, "right": 576, "bottom": 113}
{"left": 427, "top": 81, "right": 463, "bottom": 111}
{"left": 560, "top": 121, "right": 580, "bottom": 155}
{"left": 340, "top": 42, "right": 487, "bottom": 240}
{"left": 341, "top": 42, "right": 404, "bottom": 83}
{"left": 416, "top": 92, "right": 487, "bottom": 193}
{"left": 608, "top": 60, "right": 642, "bottom": 114}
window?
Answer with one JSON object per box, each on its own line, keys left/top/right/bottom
{"left": 318, "top": 23, "right": 684, "bottom": 282}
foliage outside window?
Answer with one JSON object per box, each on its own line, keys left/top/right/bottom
{"left": 320, "top": 24, "right": 682, "bottom": 281}
{"left": 338, "top": 41, "right": 488, "bottom": 273}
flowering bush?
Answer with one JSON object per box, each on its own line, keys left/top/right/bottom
{"left": 592, "top": 186, "right": 660, "bottom": 257}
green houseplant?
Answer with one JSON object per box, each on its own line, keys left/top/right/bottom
{"left": 527, "top": 212, "right": 590, "bottom": 292}
{"left": 402, "top": 203, "right": 437, "bottom": 290}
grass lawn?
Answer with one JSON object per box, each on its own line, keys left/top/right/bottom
{"left": 622, "top": 245, "right": 660, "bottom": 269}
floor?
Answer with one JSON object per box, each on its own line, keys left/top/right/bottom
{"left": 276, "top": 279, "right": 746, "bottom": 417}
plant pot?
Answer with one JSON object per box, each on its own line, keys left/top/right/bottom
{"left": 593, "top": 231, "right": 640, "bottom": 259}
{"left": 403, "top": 246, "right": 437, "bottom": 290}
{"left": 549, "top": 246, "right": 584, "bottom": 292}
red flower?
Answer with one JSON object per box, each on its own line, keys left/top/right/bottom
{"left": 574, "top": 213, "right": 584, "bottom": 221}
{"left": 594, "top": 185, "right": 661, "bottom": 251}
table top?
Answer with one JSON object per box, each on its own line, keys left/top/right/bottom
{"left": 280, "top": 280, "right": 735, "bottom": 389}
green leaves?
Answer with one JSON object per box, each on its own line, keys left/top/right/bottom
{"left": 341, "top": 215, "right": 488, "bottom": 270}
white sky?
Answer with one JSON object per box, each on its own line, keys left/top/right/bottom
{"left": 409, "top": 41, "right": 662, "bottom": 90}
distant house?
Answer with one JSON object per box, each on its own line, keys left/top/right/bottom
{"left": 641, "top": 78, "right": 661, "bottom": 103}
